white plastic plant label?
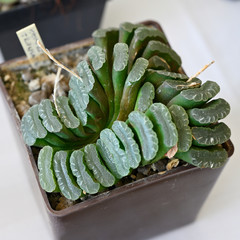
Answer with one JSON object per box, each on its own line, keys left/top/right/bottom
{"left": 16, "top": 23, "right": 50, "bottom": 68}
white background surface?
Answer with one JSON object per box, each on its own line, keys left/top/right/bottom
{"left": 0, "top": 0, "right": 240, "bottom": 239}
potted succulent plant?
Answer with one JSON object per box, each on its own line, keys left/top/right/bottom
{"left": 0, "top": 21, "right": 234, "bottom": 240}
{"left": 0, "top": 0, "right": 106, "bottom": 60}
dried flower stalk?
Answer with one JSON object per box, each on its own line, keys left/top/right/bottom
{"left": 187, "top": 60, "right": 215, "bottom": 82}
{"left": 37, "top": 40, "right": 82, "bottom": 82}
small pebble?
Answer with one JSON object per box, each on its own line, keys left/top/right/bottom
{"left": 41, "top": 73, "right": 63, "bottom": 86}
{"left": 9, "top": 81, "right": 15, "bottom": 95}
{"left": 136, "top": 172, "right": 145, "bottom": 180}
{"left": 130, "top": 174, "right": 136, "bottom": 180}
{"left": 12, "top": 96, "right": 17, "bottom": 102}
{"left": 151, "top": 160, "right": 167, "bottom": 172}
{"left": 28, "top": 90, "right": 47, "bottom": 105}
{"left": 28, "top": 78, "right": 40, "bottom": 91}
{"left": 80, "top": 195, "right": 88, "bottom": 201}
{"left": 16, "top": 101, "right": 30, "bottom": 118}
{"left": 21, "top": 71, "right": 32, "bottom": 82}
{"left": 55, "top": 196, "right": 74, "bottom": 211}
{"left": 137, "top": 165, "right": 151, "bottom": 176}
{"left": 41, "top": 74, "right": 55, "bottom": 85}
{"left": 41, "top": 82, "right": 53, "bottom": 97}
{"left": 4, "top": 75, "right": 10, "bottom": 82}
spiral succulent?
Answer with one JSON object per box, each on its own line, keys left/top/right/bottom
{"left": 21, "top": 22, "right": 231, "bottom": 200}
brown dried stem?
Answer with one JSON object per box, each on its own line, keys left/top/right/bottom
{"left": 37, "top": 40, "right": 82, "bottom": 82}
{"left": 187, "top": 60, "right": 215, "bottom": 82}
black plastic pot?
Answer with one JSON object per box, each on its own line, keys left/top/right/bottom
{"left": 0, "top": 21, "right": 234, "bottom": 240}
{"left": 0, "top": 0, "right": 106, "bottom": 60}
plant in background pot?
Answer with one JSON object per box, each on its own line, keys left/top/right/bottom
{"left": 0, "top": 0, "right": 106, "bottom": 60}
{"left": 0, "top": 21, "right": 234, "bottom": 240}
{"left": 0, "top": 0, "right": 37, "bottom": 11}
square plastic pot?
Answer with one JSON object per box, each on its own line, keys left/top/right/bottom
{"left": 0, "top": 21, "right": 234, "bottom": 240}
{"left": 0, "top": 0, "right": 106, "bottom": 60}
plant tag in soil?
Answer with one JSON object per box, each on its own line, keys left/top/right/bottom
{"left": 16, "top": 23, "right": 50, "bottom": 68}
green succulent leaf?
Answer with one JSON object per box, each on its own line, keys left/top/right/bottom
{"left": 148, "top": 55, "right": 171, "bottom": 71}
{"left": 96, "top": 140, "right": 119, "bottom": 179}
{"left": 68, "top": 91, "right": 88, "bottom": 126}
{"left": 168, "top": 81, "right": 220, "bottom": 109}
{"left": 38, "top": 99, "right": 62, "bottom": 133}
{"left": 56, "top": 96, "right": 80, "bottom": 129}
{"left": 68, "top": 60, "right": 96, "bottom": 126}
{"left": 73, "top": 60, "right": 95, "bottom": 91}
{"left": 128, "top": 111, "right": 159, "bottom": 164}
{"left": 92, "top": 27, "right": 119, "bottom": 50}
{"left": 145, "top": 69, "right": 188, "bottom": 88}
{"left": 85, "top": 100, "right": 105, "bottom": 132}
{"left": 101, "top": 129, "right": 129, "bottom": 173}
{"left": 142, "top": 40, "right": 181, "bottom": 72}
{"left": 21, "top": 104, "right": 47, "bottom": 146}
{"left": 145, "top": 103, "right": 178, "bottom": 163}
{"left": 168, "top": 105, "right": 192, "bottom": 152}
{"left": 119, "top": 22, "right": 145, "bottom": 45}
{"left": 87, "top": 46, "right": 114, "bottom": 124}
{"left": 84, "top": 144, "right": 115, "bottom": 187}
{"left": 192, "top": 123, "right": 231, "bottom": 147}
{"left": 87, "top": 46, "right": 106, "bottom": 71}
{"left": 97, "top": 129, "right": 130, "bottom": 179}
{"left": 112, "top": 43, "right": 129, "bottom": 121}
{"left": 21, "top": 111, "right": 38, "bottom": 146}
{"left": 135, "top": 82, "right": 155, "bottom": 112}
{"left": 126, "top": 57, "right": 149, "bottom": 85}
{"left": 87, "top": 46, "right": 113, "bottom": 103}
{"left": 118, "top": 57, "right": 149, "bottom": 121}
{"left": 128, "top": 26, "right": 168, "bottom": 69}
{"left": 112, "top": 120, "right": 141, "bottom": 169}
{"left": 187, "top": 98, "right": 230, "bottom": 126}
{"left": 113, "top": 43, "right": 129, "bottom": 72}
{"left": 155, "top": 78, "right": 202, "bottom": 105}
{"left": 53, "top": 151, "right": 82, "bottom": 200}
{"left": 38, "top": 146, "right": 58, "bottom": 192}
{"left": 175, "top": 146, "right": 228, "bottom": 168}
{"left": 92, "top": 27, "right": 119, "bottom": 66}
{"left": 74, "top": 60, "right": 109, "bottom": 119}
{"left": 70, "top": 150, "right": 100, "bottom": 194}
